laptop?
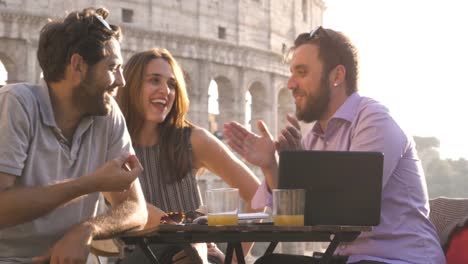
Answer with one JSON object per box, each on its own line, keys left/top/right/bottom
{"left": 278, "top": 150, "right": 384, "bottom": 226}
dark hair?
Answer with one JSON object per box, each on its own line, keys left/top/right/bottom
{"left": 117, "top": 48, "right": 193, "bottom": 183}
{"left": 292, "top": 28, "right": 359, "bottom": 95}
{"left": 37, "top": 7, "right": 122, "bottom": 83}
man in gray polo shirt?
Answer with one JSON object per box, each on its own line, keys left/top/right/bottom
{"left": 0, "top": 7, "right": 149, "bottom": 263}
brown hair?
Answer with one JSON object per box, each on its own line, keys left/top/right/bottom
{"left": 117, "top": 48, "right": 192, "bottom": 183}
{"left": 37, "top": 7, "right": 121, "bottom": 82}
{"left": 292, "top": 27, "right": 359, "bottom": 95}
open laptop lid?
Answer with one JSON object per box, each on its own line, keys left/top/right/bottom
{"left": 278, "top": 150, "right": 383, "bottom": 226}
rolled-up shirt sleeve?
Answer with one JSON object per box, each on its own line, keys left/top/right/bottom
{"left": 252, "top": 179, "right": 273, "bottom": 209}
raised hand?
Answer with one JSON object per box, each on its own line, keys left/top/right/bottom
{"left": 223, "top": 121, "right": 276, "bottom": 169}
{"left": 276, "top": 114, "right": 303, "bottom": 152}
{"left": 83, "top": 153, "right": 143, "bottom": 193}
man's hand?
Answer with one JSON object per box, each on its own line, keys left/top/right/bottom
{"left": 207, "top": 242, "right": 228, "bottom": 263}
{"left": 223, "top": 121, "right": 276, "bottom": 169}
{"left": 32, "top": 224, "right": 94, "bottom": 264}
{"left": 172, "top": 243, "right": 209, "bottom": 264}
{"left": 83, "top": 153, "right": 143, "bottom": 193}
{"left": 276, "top": 114, "right": 303, "bottom": 152}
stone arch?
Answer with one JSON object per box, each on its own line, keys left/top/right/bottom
{"left": 0, "top": 53, "right": 15, "bottom": 85}
{"left": 247, "top": 80, "right": 269, "bottom": 134}
{"left": 207, "top": 75, "right": 235, "bottom": 139}
{"left": 277, "top": 87, "right": 294, "bottom": 133}
{"left": 0, "top": 57, "right": 10, "bottom": 87}
{"left": 0, "top": 38, "right": 28, "bottom": 83}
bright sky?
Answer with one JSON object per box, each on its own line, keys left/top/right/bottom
{"left": 0, "top": 61, "right": 6, "bottom": 85}
{"left": 323, "top": 0, "right": 468, "bottom": 160}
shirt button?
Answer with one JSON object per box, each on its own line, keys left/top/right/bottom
{"left": 340, "top": 245, "right": 346, "bottom": 250}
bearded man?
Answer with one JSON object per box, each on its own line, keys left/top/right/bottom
{"left": 223, "top": 27, "right": 445, "bottom": 264}
{"left": 0, "top": 7, "right": 148, "bottom": 264}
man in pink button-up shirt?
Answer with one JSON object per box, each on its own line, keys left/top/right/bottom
{"left": 224, "top": 27, "right": 445, "bottom": 264}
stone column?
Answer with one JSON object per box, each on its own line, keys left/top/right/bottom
{"left": 194, "top": 59, "right": 210, "bottom": 129}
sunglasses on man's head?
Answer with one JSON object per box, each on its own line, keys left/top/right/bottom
{"left": 290, "top": 25, "right": 342, "bottom": 68}
{"left": 292, "top": 25, "right": 332, "bottom": 46}
{"left": 94, "top": 14, "right": 112, "bottom": 31}
{"left": 285, "top": 26, "right": 332, "bottom": 63}
{"left": 160, "top": 211, "right": 205, "bottom": 225}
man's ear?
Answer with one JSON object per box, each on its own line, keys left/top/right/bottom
{"left": 69, "top": 53, "right": 87, "bottom": 77}
{"left": 329, "top": 64, "right": 346, "bottom": 87}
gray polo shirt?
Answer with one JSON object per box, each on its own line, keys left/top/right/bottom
{"left": 0, "top": 82, "right": 133, "bottom": 262}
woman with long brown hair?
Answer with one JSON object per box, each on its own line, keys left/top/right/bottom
{"left": 116, "top": 48, "right": 260, "bottom": 263}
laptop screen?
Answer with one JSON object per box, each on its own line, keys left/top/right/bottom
{"left": 278, "top": 150, "right": 383, "bottom": 226}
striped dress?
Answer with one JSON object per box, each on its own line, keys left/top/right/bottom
{"left": 134, "top": 129, "right": 202, "bottom": 212}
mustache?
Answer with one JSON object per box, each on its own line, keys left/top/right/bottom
{"left": 105, "top": 85, "right": 119, "bottom": 92}
{"left": 292, "top": 88, "right": 304, "bottom": 97}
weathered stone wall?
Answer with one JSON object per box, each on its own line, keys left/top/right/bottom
{"left": 0, "top": 1, "right": 325, "bottom": 258}
{"left": 0, "top": 0, "right": 324, "bottom": 137}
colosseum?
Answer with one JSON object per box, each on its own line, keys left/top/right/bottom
{"left": 0, "top": 0, "right": 327, "bottom": 260}
{"left": 0, "top": 0, "right": 325, "bottom": 137}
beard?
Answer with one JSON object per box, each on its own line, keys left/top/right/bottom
{"left": 295, "top": 74, "right": 330, "bottom": 123}
{"left": 72, "top": 70, "right": 113, "bottom": 116}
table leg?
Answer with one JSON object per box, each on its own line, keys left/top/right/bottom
{"left": 225, "top": 243, "right": 246, "bottom": 264}
{"left": 138, "top": 238, "right": 161, "bottom": 264}
{"left": 264, "top": 242, "right": 278, "bottom": 255}
{"left": 225, "top": 243, "right": 235, "bottom": 264}
{"left": 233, "top": 243, "right": 245, "bottom": 264}
{"left": 319, "top": 234, "right": 341, "bottom": 264}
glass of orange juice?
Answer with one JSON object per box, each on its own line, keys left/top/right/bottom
{"left": 206, "top": 188, "right": 239, "bottom": 226}
{"left": 273, "top": 189, "right": 305, "bottom": 226}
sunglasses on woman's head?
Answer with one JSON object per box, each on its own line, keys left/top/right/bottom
{"left": 160, "top": 211, "right": 205, "bottom": 225}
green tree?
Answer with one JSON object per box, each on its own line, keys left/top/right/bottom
{"left": 414, "top": 136, "right": 468, "bottom": 198}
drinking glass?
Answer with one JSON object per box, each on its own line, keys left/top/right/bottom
{"left": 206, "top": 188, "right": 239, "bottom": 226}
{"left": 273, "top": 189, "right": 305, "bottom": 226}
